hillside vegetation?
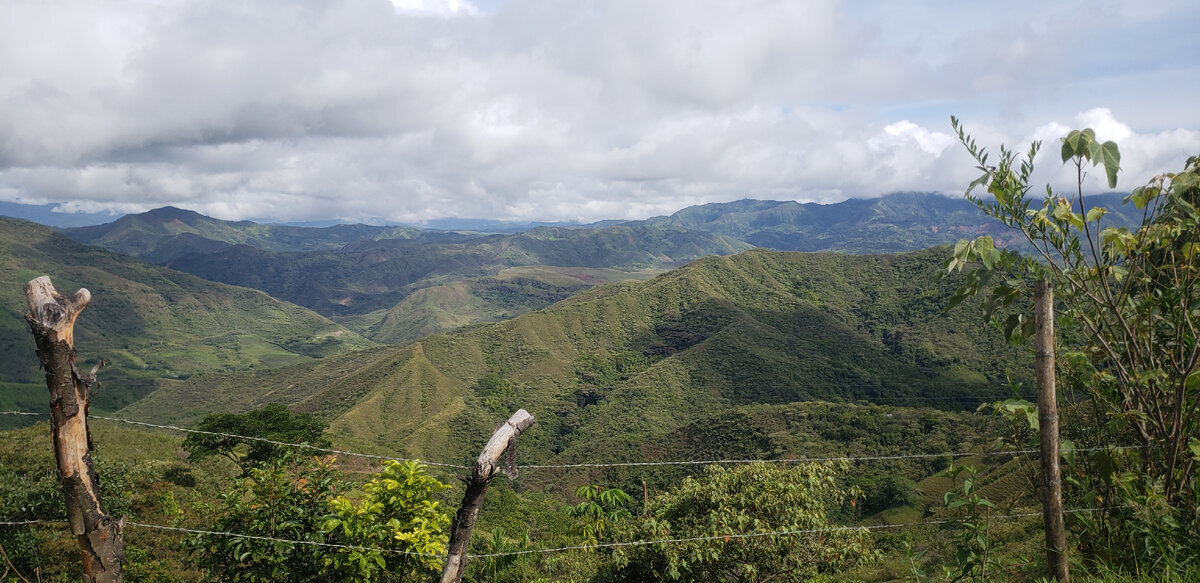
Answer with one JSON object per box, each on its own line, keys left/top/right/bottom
{"left": 121, "top": 247, "right": 1024, "bottom": 470}
{"left": 0, "top": 217, "right": 375, "bottom": 414}
{"left": 64, "top": 208, "right": 752, "bottom": 339}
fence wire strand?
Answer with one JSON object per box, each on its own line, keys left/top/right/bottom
{"left": 2, "top": 410, "right": 1145, "bottom": 472}
{"left": 3, "top": 506, "right": 1122, "bottom": 560}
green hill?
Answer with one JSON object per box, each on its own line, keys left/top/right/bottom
{"left": 160, "top": 224, "right": 752, "bottom": 324}
{"left": 372, "top": 266, "right": 661, "bottom": 344}
{"left": 0, "top": 217, "right": 375, "bottom": 414}
{"left": 121, "top": 247, "right": 1024, "bottom": 468}
{"left": 65, "top": 209, "right": 752, "bottom": 339}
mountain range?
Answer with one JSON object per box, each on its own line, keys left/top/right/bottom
{"left": 5, "top": 191, "right": 1131, "bottom": 422}
{"left": 120, "top": 247, "right": 1025, "bottom": 470}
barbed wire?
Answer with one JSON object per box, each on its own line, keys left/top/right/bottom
{"left": 0, "top": 411, "right": 468, "bottom": 470}
{"left": 125, "top": 521, "right": 448, "bottom": 559}
{"left": 518, "top": 444, "right": 1144, "bottom": 470}
{"left": 1, "top": 410, "right": 1145, "bottom": 473}
{"left": 467, "top": 506, "right": 1123, "bottom": 558}
{"left": 3, "top": 506, "right": 1123, "bottom": 560}
{"left": 0, "top": 519, "right": 55, "bottom": 526}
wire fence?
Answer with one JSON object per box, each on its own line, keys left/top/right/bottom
{"left": 2, "top": 410, "right": 1143, "bottom": 473}
{"left": 2, "top": 506, "right": 1123, "bottom": 560}
{"left": 0, "top": 409, "right": 1146, "bottom": 573}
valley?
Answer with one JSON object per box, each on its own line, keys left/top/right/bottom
{"left": 0, "top": 188, "right": 1184, "bottom": 582}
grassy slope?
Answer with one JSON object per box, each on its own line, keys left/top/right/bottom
{"left": 122, "top": 247, "right": 1025, "bottom": 468}
{"left": 371, "top": 266, "right": 662, "bottom": 343}
{"left": 0, "top": 217, "right": 375, "bottom": 413}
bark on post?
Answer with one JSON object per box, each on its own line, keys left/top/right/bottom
{"left": 439, "top": 409, "right": 535, "bottom": 583}
{"left": 1034, "top": 280, "right": 1068, "bottom": 582}
{"left": 24, "top": 276, "right": 124, "bottom": 583}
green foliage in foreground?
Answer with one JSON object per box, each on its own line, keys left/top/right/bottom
{"left": 599, "top": 462, "right": 875, "bottom": 582}
{"left": 323, "top": 460, "right": 451, "bottom": 581}
{"left": 188, "top": 455, "right": 449, "bottom": 583}
{"left": 947, "top": 120, "right": 1200, "bottom": 575}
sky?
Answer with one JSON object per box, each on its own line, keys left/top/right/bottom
{"left": 1, "top": 0, "right": 1197, "bottom": 224}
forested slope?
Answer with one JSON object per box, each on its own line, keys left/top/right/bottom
{"left": 0, "top": 217, "right": 374, "bottom": 414}
{"left": 122, "top": 247, "right": 1024, "bottom": 467}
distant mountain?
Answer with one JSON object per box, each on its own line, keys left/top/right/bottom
{"left": 0, "top": 217, "right": 375, "bottom": 415}
{"left": 372, "top": 266, "right": 660, "bottom": 344}
{"left": 57, "top": 193, "right": 1140, "bottom": 344}
{"left": 420, "top": 217, "right": 586, "bottom": 232}
{"left": 63, "top": 206, "right": 451, "bottom": 262}
{"left": 122, "top": 247, "right": 1024, "bottom": 467}
{"left": 635, "top": 192, "right": 1136, "bottom": 253}
{"left": 0, "top": 201, "right": 123, "bottom": 227}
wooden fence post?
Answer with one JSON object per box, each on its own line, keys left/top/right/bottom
{"left": 24, "top": 276, "right": 124, "bottom": 583}
{"left": 1034, "top": 279, "right": 1069, "bottom": 582}
{"left": 439, "top": 409, "right": 535, "bottom": 583}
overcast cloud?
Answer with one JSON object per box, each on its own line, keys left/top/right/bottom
{"left": 1, "top": 0, "right": 1197, "bottom": 223}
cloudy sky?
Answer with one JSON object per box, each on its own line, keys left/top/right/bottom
{"left": 1, "top": 0, "right": 1197, "bottom": 224}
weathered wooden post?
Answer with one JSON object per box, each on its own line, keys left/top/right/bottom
{"left": 1034, "top": 279, "right": 1068, "bottom": 582}
{"left": 439, "top": 409, "right": 535, "bottom": 583}
{"left": 24, "top": 276, "right": 123, "bottom": 583}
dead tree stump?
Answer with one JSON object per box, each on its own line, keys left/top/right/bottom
{"left": 439, "top": 409, "right": 535, "bottom": 583}
{"left": 24, "top": 276, "right": 123, "bottom": 583}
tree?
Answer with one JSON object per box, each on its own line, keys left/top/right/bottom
{"left": 565, "top": 485, "right": 633, "bottom": 546}
{"left": 189, "top": 454, "right": 342, "bottom": 582}
{"left": 322, "top": 460, "right": 450, "bottom": 582}
{"left": 189, "top": 456, "right": 451, "bottom": 583}
{"left": 946, "top": 119, "right": 1200, "bottom": 568}
{"left": 182, "top": 403, "right": 329, "bottom": 475}
{"left": 600, "top": 461, "right": 874, "bottom": 582}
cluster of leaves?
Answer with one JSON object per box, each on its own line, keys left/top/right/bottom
{"left": 188, "top": 454, "right": 450, "bottom": 583}
{"left": 600, "top": 461, "right": 876, "bottom": 582}
{"left": 323, "top": 460, "right": 450, "bottom": 581}
{"left": 564, "top": 485, "right": 633, "bottom": 546}
{"left": 946, "top": 118, "right": 1200, "bottom": 574}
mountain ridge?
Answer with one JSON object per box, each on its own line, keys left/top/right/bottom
{"left": 120, "top": 246, "right": 1025, "bottom": 468}
{"left": 0, "top": 217, "right": 376, "bottom": 415}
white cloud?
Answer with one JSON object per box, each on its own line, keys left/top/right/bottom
{"left": 0, "top": 0, "right": 1197, "bottom": 223}
{"left": 390, "top": 0, "right": 480, "bottom": 17}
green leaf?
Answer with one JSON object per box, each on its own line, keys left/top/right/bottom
{"left": 1003, "top": 314, "right": 1022, "bottom": 342}
{"left": 967, "top": 172, "right": 991, "bottom": 194}
{"left": 1096, "top": 140, "right": 1121, "bottom": 188}
{"left": 1085, "top": 206, "right": 1108, "bottom": 223}
{"left": 977, "top": 237, "right": 996, "bottom": 269}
